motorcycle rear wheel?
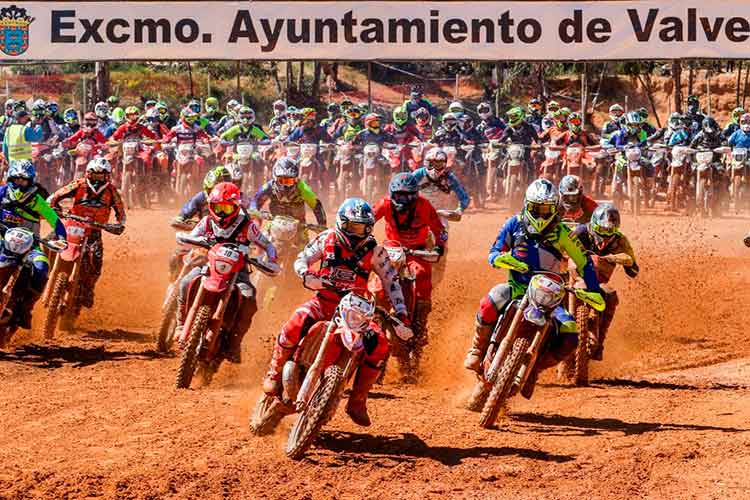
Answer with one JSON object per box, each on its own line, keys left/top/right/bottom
{"left": 43, "top": 272, "right": 68, "bottom": 340}
{"left": 573, "top": 305, "right": 593, "bottom": 387}
{"left": 479, "top": 337, "right": 529, "bottom": 429}
{"left": 156, "top": 288, "right": 178, "bottom": 353}
{"left": 285, "top": 365, "right": 343, "bottom": 460}
{"left": 175, "top": 304, "right": 210, "bottom": 389}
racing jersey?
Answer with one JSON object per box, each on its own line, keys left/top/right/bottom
{"left": 48, "top": 178, "right": 126, "bottom": 226}
{"left": 251, "top": 180, "right": 326, "bottom": 226}
{"left": 411, "top": 167, "right": 470, "bottom": 211}
{"left": 373, "top": 196, "right": 447, "bottom": 250}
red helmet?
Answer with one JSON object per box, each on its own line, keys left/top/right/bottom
{"left": 208, "top": 182, "right": 241, "bottom": 227}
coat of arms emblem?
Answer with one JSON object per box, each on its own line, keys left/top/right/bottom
{"left": 0, "top": 5, "right": 34, "bottom": 56}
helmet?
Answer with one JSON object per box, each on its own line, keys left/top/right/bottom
{"left": 125, "top": 105, "right": 140, "bottom": 124}
{"left": 388, "top": 172, "right": 419, "bottom": 212}
{"left": 226, "top": 99, "right": 240, "bottom": 115}
{"left": 156, "top": 101, "right": 169, "bottom": 115}
{"left": 180, "top": 107, "right": 198, "bottom": 125}
{"left": 702, "top": 116, "right": 719, "bottom": 135}
{"left": 528, "top": 98, "right": 543, "bottom": 113}
{"left": 288, "top": 106, "right": 302, "bottom": 121}
{"left": 459, "top": 114, "right": 475, "bottom": 132}
{"left": 205, "top": 96, "right": 219, "bottom": 113}
{"left": 83, "top": 112, "right": 98, "bottom": 128}
{"left": 559, "top": 107, "right": 572, "bottom": 119}
{"left": 425, "top": 148, "right": 448, "bottom": 176}
{"left": 145, "top": 107, "right": 160, "bottom": 123}
{"left": 414, "top": 107, "right": 430, "bottom": 125}
{"left": 687, "top": 95, "right": 700, "bottom": 113}
{"left": 107, "top": 95, "right": 119, "bottom": 107}
{"left": 552, "top": 108, "right": 567, "bottom": 129}
{"left": 589, "top": 203, "right": 621, "bottom": 251}
{"left": 300, "top": 107, "right": 317, "bottom": 127}
{"left": 732, "top": 107, "right": 745, "bottom": 122}
{"left": 208, "top": 182, "right": 242, "bottom": 228}
{"left": 272, "top": 99, "right": 287, "bottom": 117}
{"left": 363, "top": 113, "right": 382, "bottom": 133}
{"left": 668, "top": 112, "right": 683, "bottom": 130}
{"left": 7, "top": 159, "right": 36, "bottom": 195}
{"left": 327, "top": 102, "right": 340, "bottom": 115}
{"left": 85, "top": 157, "right": 112, "bottom": 192}
{"left": 94, "top": 101, "right": 109, "bottom": 118}
{"left": 63, "top": 108, "right": 78, "bottom": 125}
{"left": 272, "top": 157, "right": 299, "bottom": 193}
{"left": 226, "top": 163, "right": 244, "bottom": 189}
{"left": 238, "top": 106, "right": 255, "bottom": 126}
{"left": 522, "top": 179, "right": 559, "bottom": 235}
{"left": 568, "top": 112, "right": 583, "bottom": 134}
{"left": 31, "top": 100, "right": 46, "bottom": 117}
{"left": 338, "top": 292, "right": 375, "bottom": 333}
{"left": 393, "top": 106, "right": 409, "bottom": 127}
{"left": 625, "top": 111, "right": 643, "bottom": 134}
{"left": 740, "top": 113, "right": 750, "bottom": 133}
{"left": 112, "top": 108, "right": 125, "bottom": 125}
{"left": 448, "top": 101, "right": 465, "bottom": 115}
{"left": 346, "top": 105, "right": 362, "bottom": 121}
{"left": 609, "top": 103, "right": 624, "bottom": 120}
{"left": 477, "top": 102, "right": 492, "bottom": 120}
{"left": 506, "top": 106, "right": 526, "bottom": 128}
{"left": 547, "top": 100, "right": 560, "bottom": 113}
{"left": 4, "top": 98, "right": 14, "bottom": 112}
{"left": 441, "top": 112, "right": 458, "bottom": 131}
{"left": 340, "top": 99, "right": 353, "bottom": 112}
{"left": 409, "top": 85, "right": 423, "bottom": 100}
{"left": 559, "top": 175, "right": 582, "bottom": 211}
{"left": 144, "top": 99, "right": 157, "bottom": 110}
{"left": 203, "top": 166, "right": 232, "bottom": 195}
{"left": 187, "top": 99, "right": 201, "bottom": 114}
{"left": 637, "top": 107, "right": 649, "bottom": 120}
{"left": 47, "top": 101, "right": 59, "bottom": 115}
{"left": 335, "top": 198, "right": 375, "bottom": 249}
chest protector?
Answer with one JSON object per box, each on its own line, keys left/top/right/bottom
{"left": 319, "top": 232, "right": 376, "bottom": 292}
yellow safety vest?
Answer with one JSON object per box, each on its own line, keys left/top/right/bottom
{"left": 6, "top": 124, "right": 32, "bottom": 161}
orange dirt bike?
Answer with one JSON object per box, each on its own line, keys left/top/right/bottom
{"left": 0, "top": 225, "right": 64, "bottom": 347}
{"left": 173, "top": 231, "right": 279, "bottom": 389}
{"left": 368, "top": 240, "right": 440, "bottom": 382}
{"left": 730, "top": 146, "right": 749, "bottom": 213}
{"left": 333, "top": 141, "right": 361, "bottom": 205}
{"left": 42, "top": 214, "right": 124, "bottom": 338}
{"left": 249, "top": 279, "right": 411, "bottom": 454}
{"left": 155, "top": 219, "right": 204, "bottom": 354}
{"left": 563, "top": 144, "right": 601, "bottom": 186}
{"left": 173, "top": 141, "right": 211, "bottom": 201}
{"left": 539, "top": 144, "right": 565, "bottom": 185}
{"left": 468, "top": 254, "right": 604, "bottom": 429}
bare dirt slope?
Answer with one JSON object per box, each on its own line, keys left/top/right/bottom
{"left": 1, "top": 208, "right": 749, "bottom": 500}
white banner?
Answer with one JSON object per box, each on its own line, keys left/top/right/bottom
{"left": 2, "top": 2, "right": 750, "bottom": 61}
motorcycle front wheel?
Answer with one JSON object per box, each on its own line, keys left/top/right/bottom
{"left": 175, "top": 304, "right": 211, "bottom": 389}
{"left": 479, "top": 336, "right": 530, "bottom": 429}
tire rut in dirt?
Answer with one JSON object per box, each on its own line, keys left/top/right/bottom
{"left": 479, "top": 337, "right": 530, "bottom": 429}
{"left": 43, "top": 272, "right": 68, "bottom": 340}
{"left": 285, "top": 365, "right": 343, "bottom": 460}
{"left": 175, "top": 304, "right": 211, "bottom": 389}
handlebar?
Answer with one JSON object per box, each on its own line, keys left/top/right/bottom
{"left": 62, "top": 213, "right": 123, "bottom": 234}
{"left": 436, "top": 209, "right": 462, "bottom": 222}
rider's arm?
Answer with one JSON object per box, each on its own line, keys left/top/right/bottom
{"left": 30, "top": 194, "right": 66, "bottom": 239}
{"left": 610, "top": 232, "right": 639, "bottom": 278}
{"left": 728, "top": 130, "right": 739, "bottom": 147}
{"left": 110, "top": 186, "right": 127, "bottom": 225}
{"left": 219, "top": 125, "right": 239, "bottom": 142}
{"left": 179, "top": 192, "right": 207, "bottom": 220}
{"left": 47, "top": 180, "right": 79, "bottom": 208}
{"left": 372, "top": 197, "right": 387, "bottom": 223}
{"left": 487, "top": 216, "right": 517, "bottom": 266}
{"left": 139, "top": 125, "right": 157, "bottom": 141}
{"left": 250, "top": 182, "right": 272, "bottom": 211}
{"left": 293, "top": 230, "right": 327, "bottom": 277}
{"left": 61, "top": 129, "right": 83, "bottom": 149}
{"left": 111, "top": 124, "right": 128, "bottom": 141}
{"left": 246, "top": 219, "right": 277, "bottom": 262}
{"left": 251, "top": 125, "right": 269, "bottom": 141}
{"left": 425, "top": 201, "right": 448, "bottom": 249}
{"left": 558, "top": 225, "right": 601, "bottom": 293}
{"left": 447, "top": 172, "right": 471, "bottom": 211}
{"left": 297, "top": 180, "right": 326, "bottom": 226}
{"left": 371, "top": 244, "right": 407, "bottom": 315}
{"left": 24, "top": 124, "right": 44, "bottom": 143}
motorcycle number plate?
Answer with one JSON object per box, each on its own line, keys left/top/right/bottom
{"left": 217, "top": 247, "right": 241, "bottom": 261}
{"left": 67, "top": 225, "right": 86, "bottom": 237}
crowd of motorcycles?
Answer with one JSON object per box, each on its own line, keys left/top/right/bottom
{"left": 1, "top": 87, "right": 749, "bottom": 461}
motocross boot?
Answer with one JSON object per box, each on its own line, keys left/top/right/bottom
{"left": 464, "top": 318, "right": 493, "bottom": 373}
{"left": 262, "top": 341, "right": 295, "bottom": 396}
{"left": 16, "top": 290, "right": 42, "bottom": 330}
{"left": 346, "top": 364, "right": 381, "bottom": 427}
{"left": 404, "top": 300, "right": 431, "bottom": 384}
{"left": 592, "top": 291, "right": 618, "bottom": 361}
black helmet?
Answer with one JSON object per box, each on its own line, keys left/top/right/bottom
{"left": 589, "top": 203, "right": 621, "bottom": 251}
{"left": 389, "top": 172, "right": 419, "bottom": 212}
{"left": 702, "top": 117, "right": 719, "bottom": 135}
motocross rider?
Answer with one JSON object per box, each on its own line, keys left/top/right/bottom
{"left": 724, "top": 107, "right": 745, "bottom": 138}
{"left": 61, "top": 112, "right": 107, "bottom": 151}
{"left": 333, "top": 105, "right": 365, "bottom": 142}
{"left": 111, "top": 106, "right": 158, "bottom": 142}
{"left": 94, "top": 101, "right": 116, "bottom": 138}
{"left": 572, "top": 204, "right": 638, "bottom": 360}
{"left": 47, "top": 158, "right": 126, "bottom": 314}
{"left": 289, "top": 107, "right": 332, "bottom": 144}
{"left": 559, "top": 174, "right": 599, "bottom": 224}
{"left": 385, "top": 106, "right": 423, "bottom": 170}
{"left": 261, "top": 197, "right": 408, "bottom": 426}
{"left": 31, "top": 100, "right": 60, "bottom": 143}
{"left": 351, "top": 113, "right": 395, "bottom": 147}
{"left": 144, "top": 108, "right": 171, "bottom": 140}
{"left": 162, "top": 108, "right": 211, "bottom": 169}
{"left": 557, "top": 112, "right": 597, "bottom": 147}
{"left": 499, "top": 106, "right": 541, "bottom": 182}
{"left": 0, "top": 98, "right": 15, "bottom": 135}
{"left": 0, "top": 160, "right": 67, "bottom": 329}
{"left": 412, "top": 148, "right": 471, "bottom": 212}
{"left": 47, "top": 101, "right": 64, "bottom": 127}
{"left": 538, "top": 108, "right": 569, "bottom": 144}
{"left": 601, "top": 104, "right": 625, "bottom": 143}
{"left": 177, "top": 182, "right": 277, "bottom": 363}
{"left": 404, "top": 85, "right": 439, "bottom": 118}
{"left": 413, "top": 107, "right": 434, "bottom": 140}
{"left": 251, "top": 157, "right": 327, "bottom": 241}
{"left": 203, "top": 97, "right": 224, "bottom": 132}
{"left": 430, "top": 113, "right": 463, "bottom": 148}
{"left": 665, "top": 113, "right": 691, "bottom": 146}
{"left": 220, "top": 106, "right": 269, "bottom": 145}
{"left": 526, "top": 98, "right": 544, "bottom": 132}
{"left": 107, "top": 96, "right": 123, "bottom": 124}
{"left": 464, "top": 179, "right": 602, "bottom": 399}
{"left": 267, "top": 99, "right": 288, "bottom": 137}
{"left": 541, "top": 100, "right": 561, "bottom": 131}
{"left": 156, "top": 101, "right": 177, "bottom": 129}
{"left": 476, "top": 102, "right": 505, "bottom": 140}
{"left": 60, "top": 108, "right": 81, "bottom": 139}
{"left": 186, "top": 99, "right": 214, "bottom": 135}
{"left": 373, "top": 173, "right": 447, "bottom": 377}
{"left": 684, "top": 95, "right": 706, "bottom": 135}
{"left": 727, "top": 113, "right": 750, "bottom": 148}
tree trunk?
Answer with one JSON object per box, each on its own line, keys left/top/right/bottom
{"left": 580, "top": 63, "right": 590, "bottom": 126}
{"left": 537, "top": 63, "right": 547, "bottom": 101}
{"left": 494, "top": 61, "right": 503, "bottom": 116}
{"left": 95, "top": 61, "right": 110, "bottom": 102}
{"left": 297, "top": 61, "right": 304, "bottom": 95}
{"left": 235, "top": 61, "right": 241, "bottom": 99}
{"left": 672, "top": 60, "right": 683, "bottom": 114}
{"left": 286, "top": 62, "right": 293, "bottom": 97}
{"left": 636, "top": 72, "right": 662, "bottom": 128}
{"left": 271, "top": 63, "right": 283, "bottom": 97}
{"left": 312, "top": 62, "right": 321, "bottom": 102}
{"left": 687, "top": 61, "right": 694, "bottom": 96}
{"left": 186, "top": 62, "right": 194, "bottom": 98}
{"left": 736, "top": 62, "right": 743, "bottom": 107}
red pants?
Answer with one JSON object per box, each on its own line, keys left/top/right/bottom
{"left": 322, "top": 322, "right": 390, "bottom": 369}
{"left": 407, "top": 256, "right": 433, "bottom": 301}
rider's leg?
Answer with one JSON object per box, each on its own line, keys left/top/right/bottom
{"left": 464, "top": 283, "right": 512, "bottom": 372}
{"left": 594, "top": 288, "right": 619, "bottom": 361}
{"left": 80, "top": 232, "right": 103, "bottom": 309}
{"left": 18, "top": 249, "right": 49, "bottom": 329}
{"left": 347, "top": 326, "right": 390, "bottom": 427}
{"left": 226, "top": 272, "right": 258, "bottom": 363}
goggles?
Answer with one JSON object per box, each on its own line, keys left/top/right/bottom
{"left": 529, "top": 103, "right": 543, "bottom": 111}
{"left": 527, "top": 202, "right": 557, "bottom": 219}
{"left": 9, "top": 177, "right": 30, "bottom": 187}
{"left": 83, "top": 120, "right": 97, "bottom": 128}
{"left": 184, "top": 115, "right": 197, "bottom": 124}
{"left": 276, "top": 176, "right": 296, "bottom": 187}
{"left": 126, "top": 113, "right": 139, "bottom": 121}
{"left": 211, "top": 202, "right": 237, "bottom": 217}
{"left": 342, "top": 221, "right": 369, "bottom": 237}
{"left": 592, "top": 221, "right": 617, "bottom": 237}
{"left": 569, "top": 116, "right": 582, "bottom": 127}
{"left": 88, "top": 172, "right": 109, "bottom": 182}
{"left": 368, "top": 120, "right": 381, "bottom": 130}
{"left": 392, "top": 191, "right": 417, "bottom": 205}
{"left": 347, "top": 109, "right": 361, "bottom": 118}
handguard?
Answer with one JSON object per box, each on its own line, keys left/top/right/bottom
{"left": 492, "top": 252, "right": 529, "bottom": 273}
{"left": 574, "top": 289, "right": 606, "bottom": 312}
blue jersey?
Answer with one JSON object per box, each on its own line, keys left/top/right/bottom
{"left": 728, "top": 129, "right": 750, "bottom": 148}
{"left": 411, "top": 167, "right": 470, "bottom": 211}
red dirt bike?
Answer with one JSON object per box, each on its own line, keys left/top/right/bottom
{"left": 539, "top": 145, "right": 565, "bottom": 184}
{"left": 249, "top": 280, "right": 411, "bottom": 456}
{"left": 467, "top": 254, "right": 604, "bottom": 429}
{"left": 693, "top": 147, "right": 730, "bottom": 218}
{"left": 141, "top": 142, "right": 171, "bottom": 205}
{"left": 0, "top": 225, "right": 64, "bottom": 347}
{"left": 32, "top": 142, "right": 63, "bottom": 190}
{"left": 361, "top": 142, "right": 392, "bottom": 202}
{"left": 173, "top": 232, "right": 279, "bottom": 389}
{"left": 384, "top": 142, "right": 421, "bottom": 174}
{"left": 68, "top": 139, "right": 99, "bottom": 181}
{"left": 172, "top": 142, "right": 209, "bottom": 201}
{"left": 155, "top": 219, "right": 204, "bottom": 354}
{"left": 333, "top": 142, "right": 361, "bottom": 204}
{"left": 42, "top": 214, "right": 124, "bottom": 338}
{"left": 368, "top": 240, "right": 440, "bottom": 382}
{"left": 501, "top": 143, "right": 539, "bottom": 210}
{"left": 118, "top": 139, "right": 154, "bottom": 209}
{"left": 484, "top": 140, "right": 505, "bottom": 202}
{"left": 563, "top": 144, "right": 601, "bottom": 185}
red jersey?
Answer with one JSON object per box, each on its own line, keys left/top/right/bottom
{"left": 48, "top": 178, "right": 126, "bottom": 225}
{"left": 373, "top": 196, "right": 447, "bottom": 250}
{"left": 111, "top": 123, "right": 158, "bottom": 142}
{"left": 62, "top": 129, "right": 107, "bottom": 149}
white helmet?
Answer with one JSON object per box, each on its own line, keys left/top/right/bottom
{"left": 273, "top": 99, "right": 287, "bottom": 117}
{"left": 86, "top": 157, "right": 112, "bottom": 192}
{"left": 448, "top": 101, "right": 465, "bottom": 115}
{"left": 523, "top": 179, "right": 560, "bottom": 235}
{"left": 337, "top": 292, "right": 375, "bottom": 333}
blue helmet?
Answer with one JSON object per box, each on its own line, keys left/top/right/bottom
{"left": 389, "top": 172, "right": 419, "bottom": 212}
{"left": 7, "top": 160, "right": 36, "bottom": 198}
{"left": 335, "top": 198, "right": 375, "bottom": 249}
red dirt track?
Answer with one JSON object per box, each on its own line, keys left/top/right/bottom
{"left": 1, "top": 207, "right": 750, "bottom": 500}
